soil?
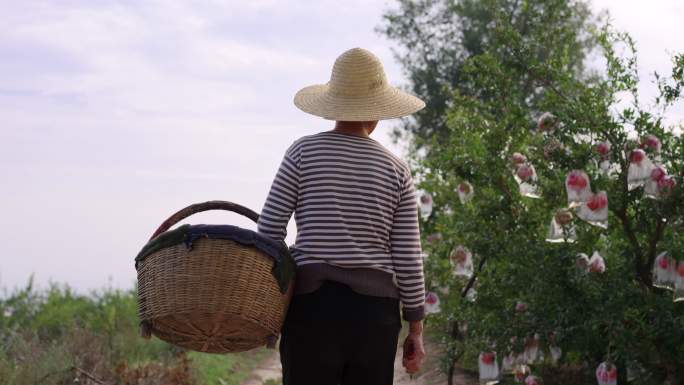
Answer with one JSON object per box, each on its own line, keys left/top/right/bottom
{"left": 242, "top": 352, "right": 282, "bottom": 385}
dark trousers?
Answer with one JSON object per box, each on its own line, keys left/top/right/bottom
{"left": 279, "top": 280, "right": 402, "bottom": 385}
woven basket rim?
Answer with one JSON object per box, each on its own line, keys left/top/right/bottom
{"left": 136, "top": 224, "right": 283, "bottom": 266}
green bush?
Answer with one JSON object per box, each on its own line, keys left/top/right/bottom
{"left": 0, "top": 280, "right": 275, "bottom": 385}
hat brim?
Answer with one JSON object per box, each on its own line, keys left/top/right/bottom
{"left": 293, "top": 84, "right": 426, "bottom": 121}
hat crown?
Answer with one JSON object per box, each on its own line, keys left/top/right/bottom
{"left": 328, "top": 48, "right": 388, "bottom": 97}
{"left": 292, "top": 47, "right": 425, "bottom": 121}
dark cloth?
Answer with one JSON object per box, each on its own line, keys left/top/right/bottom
{"left": 134, "top": 224, "right": 296, "bottom": 294}
{"left": 292, "top": 263, "right": 400, "bottom": 300}
{"left": 279, "top": 280, "right": 401, "bottom": 385}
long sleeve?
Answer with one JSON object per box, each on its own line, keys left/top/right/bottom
{"left": 390, "top": 170, "right": 426, "bottom": 321}
{"left": 257, "top": 149, "right": 300, "bottom": 242}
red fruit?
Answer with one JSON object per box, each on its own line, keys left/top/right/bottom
{"left": 458, "top": 182, "right": 471, "bottom": 194}
{"left": 512, "top": 152, "right": 527, "bottom": 164}
{"left": 589, "top": 257, "right": 606, "bottom": 274}
{"left": 630, "top": 149, "right": 646, "bottom": 163}
{"left": 642, "top": 134, "right": 661, "bottom": 151}
{"left": 450, "top": 246, "right": 469, "bottom": 263}
{"left": 426, "top": 233, "right": 442, "bottom": 243}
{"left": 566, "top": 171, "right": 588, "bottom": 190}
{"left": 555, "top": 209, "right": 574, "bottom": 225}
{"left": 426, "top": 292, "right": 438, "bottom": 305}
{"left": 420, "top": 194, "right": 432, "bottom": 205}
{"left": 596, "top": 141, "right": 611, "bottom": 156}
{"left": 515, "top": 301, "right": 528, "bottom": 312}
{"left": 658, "top": 176, "right": 676, "bottom": 192}
{"left": 517, "top": 164, "right": 535, "bottom": 181}
{"left": 677, "top": 262, "right": 684, "bottom": 277}
{"left": 538, "top": 112, "right": 556, "bottom": 131}
{"left": 586, "top": 191, "right": 608, "bottom": 211}
{"left": 651, "top": 166, "right": 667, "bottom": 181}
{"left": 608, "top": 366, "right": 618, "bottom": 379}
{"left": 576, "top": 255, "right": 590, "bottom": 269}
{"left": 659, "top": 256, "right": 670, "bottom": 269}
{"left": 481, "top": 352, "right": 496, "bottom": 364}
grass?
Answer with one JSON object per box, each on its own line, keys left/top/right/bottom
{"left": 0, "top": 278, "right": 270, "bottom": 385}
{"left": 189, "top": 348, "right": 273, "bottom": 385}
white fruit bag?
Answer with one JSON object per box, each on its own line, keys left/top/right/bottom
{"left": 457, "top": 181, "right": 474, "bottom": 204}
{"left": 596, "top": 362, "right": 618, "bottom": 385}
{"left": 537, "top": 112, "right": 558, "bottom": 132}
{"left": 588, "top": 251, "right": 606, "bottom": 274}
{"left": 513, "top": 365, "right": 531, "bottom": 383}
{"left": 674, "top": 260, "right": 684, "bottom": 302}
{"left": 515, "top": 163, "right": 541, "bottom": 198}
{"left": 644, "top": 165, "right": 667, "bottom": 198}
{"left": 565, "top": 170, "right": 592, "bottom": 207}
{"left": 641, "top": 134, "right": 662, "bottom": 153}
{"left": 627, "top": 149, "right": 654, "bottom": 191}
{"left": 576, "top": 191, "right": 608, "bottom": 229}
{"left": 546, "top": 209, "right": 576, "bottom": 243}
{"left": 653, "top": 251, "right": 676, "bottom": 290}
{"left": 419, "top": 193, "right": 433, "bottom": 219}
{"left": 425, "top": 292, "right": 441, "bottom": 314}
{"left": 501, "top": 353, "right": 516, "bottom": 373}
{"left": 450, "top": 245, "right": 474, "bottom": 278}
{"left": 478, "top": 352, "right": 500, "bottom": 381}
{"left": 523, "top": 334, "right": 540, "bottom": 364}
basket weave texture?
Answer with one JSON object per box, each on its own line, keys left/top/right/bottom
{"left": 136, "top": 201, "right": 294, "bottom": 353}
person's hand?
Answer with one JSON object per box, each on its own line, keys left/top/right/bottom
{"left": 402, "top": 322, "right": 426, "bottom": 375}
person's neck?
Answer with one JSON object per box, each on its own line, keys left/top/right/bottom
{"left": 332, "top": 122, "right": 370, "bottom": 138}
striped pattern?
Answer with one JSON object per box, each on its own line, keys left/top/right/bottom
{"left": 257, "top": 131, "right": 425, "bottom": 314}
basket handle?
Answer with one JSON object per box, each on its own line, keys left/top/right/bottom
{"left": 149, "top": 200, "right": 260, "bottom": 241}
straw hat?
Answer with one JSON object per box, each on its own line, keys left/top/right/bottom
{"left": 294, "top": 48, "right": 426, "bottom": 121}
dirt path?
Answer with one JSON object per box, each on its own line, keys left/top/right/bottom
{"left": 393, "top": 328, "right": 478, "bottom": 385}
{"left": 242, "top": 351, "right": 282, "bottom": 385}
{"left": 241, "top": 329, "right": 478, "bottom": 385}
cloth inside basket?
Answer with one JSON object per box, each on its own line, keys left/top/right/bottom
{"left": 135, "top": 224, "right": 295, "bottom": 294}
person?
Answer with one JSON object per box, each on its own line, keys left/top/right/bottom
{"left": 257, "top": 47, "right": 427, "bottom": 385}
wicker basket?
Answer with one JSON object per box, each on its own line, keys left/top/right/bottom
{"left": 135, "top": 200, "right": 295, "bottom": 354}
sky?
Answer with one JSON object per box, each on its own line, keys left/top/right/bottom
{"left": 1, "top": 0, "right": 682, "bottom": 293}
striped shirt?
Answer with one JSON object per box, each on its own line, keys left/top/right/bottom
{"left": 257, "top": 130, "right": 425, "bottom": 321}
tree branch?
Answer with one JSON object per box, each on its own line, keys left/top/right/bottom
{"left": 613, "top": 204, "right": 648, "bottom": 286}
{"left": 461, "top": 255, "right": 487, "bottom": 298}
{"left": 72, "top": 366, "right": 107, "bottom": 384}
{"left": 645, "top": 217, "right": 667, "bottom": 282}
